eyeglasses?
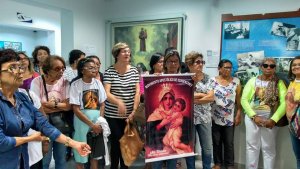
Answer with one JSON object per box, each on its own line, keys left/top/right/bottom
{"left": 19, "top": 57, "right": 28, "bottom": 61}
{"left": 52, "top": 66, "right": 66, "bottom": 72}
{"left": 292, "top": 63, "right": 300, "bottom": 67}
{"left": 194, "top": 60, "right": 205, "bottom": 65}
{"left": 223, "top": 66, "right": 232, "bottom": 70}
{"left": 166, "top": 60, "right": 179, "bottom": 65}
{"left": 84, "top": 66, "right": 98, "bottom": 71}
{"left": 0, "top": 64, "right": 25, "bottom": 73}
{"left": 262, "top": 64, "right": 276, "bottom": 69}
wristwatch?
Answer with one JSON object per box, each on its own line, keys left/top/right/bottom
{"left": 251, "top": 115, "right": 257, "bottom": 121}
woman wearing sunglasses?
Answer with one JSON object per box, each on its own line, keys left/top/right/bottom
{"left": 31, "top": 56, "right": 72, "bottom": 169}
{"left": 241, "top": 58, "right": 287, "bottom": 169}
{"left": 185, "top": 51, "right": 214, "bottom": 169}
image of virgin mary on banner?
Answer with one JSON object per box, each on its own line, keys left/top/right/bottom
{"left": 143, "top": 74, "right": 196, "bottom": 163}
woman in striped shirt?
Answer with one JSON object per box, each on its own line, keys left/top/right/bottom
{"left": 103, "top": 42, "right": 140, "bottom": 169}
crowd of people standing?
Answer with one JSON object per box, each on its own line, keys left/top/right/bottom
{"left": 0, "top": 42, "right": 299, "bottom": 169}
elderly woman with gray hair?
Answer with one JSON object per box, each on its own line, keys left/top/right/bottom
{"left": 241, "top": 58, "right": 287, "bottom": 169}
{"left": 103, "top": 42, "right": 140, "bottom": 169}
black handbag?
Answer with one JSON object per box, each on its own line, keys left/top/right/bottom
{"left": 86, "top": 131, "right": 105, "bottom": 159}
{"left": 42, "top": 75, "right": 74, "bottom": 134}
{"left": 48, "top": 111, "right": 74, "bottom": 134}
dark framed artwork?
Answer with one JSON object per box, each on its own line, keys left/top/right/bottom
{"left": 110, "top": 17, "right": 184, "bottom": 70}
{"left": 220, "top": 9, "right": 300, "bottom": 85}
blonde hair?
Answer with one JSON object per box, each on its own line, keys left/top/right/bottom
{"left": 111, "top": 42, "right": 129, "bottom": 63}
{"left": 185, "top": 51, "right": 203, "bottom": 66}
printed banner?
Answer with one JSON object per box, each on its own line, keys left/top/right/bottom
{"left": 143, "top": 74, "right": 195, "bottom": 163}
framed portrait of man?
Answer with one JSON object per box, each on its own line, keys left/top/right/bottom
{"left": 109, "top": 17, "right": 184, "bottom": 70}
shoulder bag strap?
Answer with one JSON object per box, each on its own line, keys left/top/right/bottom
{"left": 41, "top": 75, "right": 49, "bottom": 102}
{"left": 25, "top": 89, "right": 34, "bottom": 104}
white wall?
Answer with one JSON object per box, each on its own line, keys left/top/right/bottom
{"left": 28, "top": 0, "right": 106, "bottom": 68}
{"left": 0, "top": 0, "right": 61, "bottom": 55}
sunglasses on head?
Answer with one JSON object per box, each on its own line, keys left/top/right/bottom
{"left": 166, "top": 49, "right": 179, "bottom": 57}
{"left": 194, "top": 60, "right": 205, "bottom": 65}
{"left": 262, "top": 64, "right": 276, "bottom": 69}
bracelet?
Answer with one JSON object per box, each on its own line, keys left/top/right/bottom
{"left": 251, "top": 115, "right": 257, "bottom": 121}
{"left": 64, "top": 137, "right": 71, "bottom": 147}
{"left": 54, "top": 101, "right": 58, "bottom": 108}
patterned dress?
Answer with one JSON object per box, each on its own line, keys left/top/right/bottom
{"left": 194, "top": 73, "right": 212, "bottom": 125}
{"left": 210, "top": 77, "right": 240, "bottom": 126}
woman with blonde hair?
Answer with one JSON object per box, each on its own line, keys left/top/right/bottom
{"left": 103, "top": 42, "right": 140, "bottom": 169}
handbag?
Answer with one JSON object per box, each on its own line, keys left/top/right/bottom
{"left": 119, "top": 121, "right": 144, "bottom": 166}
{"left": 86, "top": 131, "right": 105, "bottom": 159}
{"left": 134, "top": 103, "right": 146, "bottom": 125}
{"left": 289, "top": 104, "right": 300, "bottom": 138}
{"left": 48, "top": 111, "right": 74, "bottom": 134}
{"left": 42, "top": 75, "right": 74, "bottom": 134}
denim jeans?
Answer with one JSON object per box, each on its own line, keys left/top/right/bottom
{"left": 212, "top": 122, "right": 234, "bottom": 168}
{"left": 195, "top": 122, "right": 212, "bottom": 169}
{"left": 290, "top": 131, "right": 300, "bottom": 169}
{"left": 185, "top": 156, "right": 196, "bottom": 169}
{"left": 152, "top": 159, "right": 177, "bottom": 169}
{"left": 42, "top": 141, "right": 66, "bottom": 169}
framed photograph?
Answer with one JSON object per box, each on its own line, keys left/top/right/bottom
{"left": 0, "top": 41, "right": 22, "bottom": 51}
{"left": 111, "top": 17, "right": 184, "bottom": 70}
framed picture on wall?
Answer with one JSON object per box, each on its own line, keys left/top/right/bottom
{"left": 110, "top": 17, "right": 184, "bottom": 70}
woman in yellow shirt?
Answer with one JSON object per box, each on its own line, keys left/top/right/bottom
{"left": 286, "top": 56, "right": 300, "bottom": 169}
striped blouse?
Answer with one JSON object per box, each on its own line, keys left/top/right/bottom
{"left": 103, "top": 65, "right": 139, "bottom": 118}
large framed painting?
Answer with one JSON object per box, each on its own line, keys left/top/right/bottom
{"left": 110, "top": 17, "right": 184, "bottom": 70}
{"left": 220, "top": 9, "right": 300, "bottom": 86}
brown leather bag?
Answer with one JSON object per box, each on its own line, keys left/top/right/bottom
{"left": 119, "top": 121, "right": 144, "bottom": 166}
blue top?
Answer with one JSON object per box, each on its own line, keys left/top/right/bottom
{"left": 0, "top": 91, "right": 61, "bottom": 169}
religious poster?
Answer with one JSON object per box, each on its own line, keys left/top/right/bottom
{"left": 143, "top": 74, "right": 195, "bottom": 163}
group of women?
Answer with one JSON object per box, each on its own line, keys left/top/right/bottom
{"left": 144, "top": 49, "right": 300, "bottom": 169}
{"left": 0, "top": 41, "right": 300, "bottom": 169}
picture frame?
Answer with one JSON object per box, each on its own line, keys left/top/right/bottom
{"left": 110, "top": 17, "right": 184, "bottom": 70}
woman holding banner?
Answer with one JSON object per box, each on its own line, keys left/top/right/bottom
{"left": 149, "top": 48, "right": 195, "bottom": 169}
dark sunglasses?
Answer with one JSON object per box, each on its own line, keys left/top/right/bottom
{"left": 194, "top": 60, "right": 205, "bottom": 65}
{"left": 262, "top": 64, "right": 276, "bottom": 69}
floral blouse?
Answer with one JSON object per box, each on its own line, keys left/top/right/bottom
{"left": 211, "top": 77, "right": 240, "bottom": 126}
{"left": 194, "top": 73, "right": 212, "bottom": 125}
